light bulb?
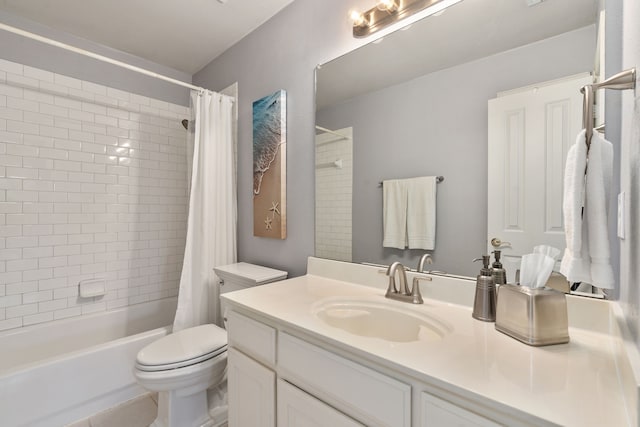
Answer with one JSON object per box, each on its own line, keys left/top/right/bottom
{"left": 376, "top": 0, "right": 397, "bottom": 11}
{"left": 349, "top": 9, "right": 366, "bottom": 27}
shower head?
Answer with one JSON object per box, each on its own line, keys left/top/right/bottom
{"left": 181, "top": 119, "right": 189, "bottom": 130}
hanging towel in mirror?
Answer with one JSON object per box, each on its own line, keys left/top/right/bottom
{"left": 560, "top": 130, "right": 614, "bottom": 289}
{"left": 383, "top": 179, "right": 408, "bottom": 249}
{"left": 383, "top": 176, "right": 437, "bottom": 250}
{"left": 407, "top": 176, "right": 437, "bottom": 250}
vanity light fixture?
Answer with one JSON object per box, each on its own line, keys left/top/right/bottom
{"left": 351, "top": 0, "right": 463, "bottom": 38}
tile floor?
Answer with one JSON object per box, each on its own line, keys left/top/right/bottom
{"left": 65, "top": 393, "right": 229, "bottom": 427}
{"left": 65, "top": 394, "right": 158, "bottom": 427}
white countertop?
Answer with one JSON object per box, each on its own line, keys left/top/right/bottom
{"left": 222, "top": 273, "right": 632, "bottom": 426}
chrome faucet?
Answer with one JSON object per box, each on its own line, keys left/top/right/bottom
{"left": 386, "top": 262, "right": 409, "bottom": 294}
{"left": 385, "top": 261, "right": 424, "bottom": 304}
{"left": 416, "top": 253, "right": 446, "bottom": 275}
{"left": 417, "top": 254, "right": 433, "bottom": 272}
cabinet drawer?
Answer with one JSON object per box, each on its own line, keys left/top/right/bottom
{"left": 227, "top": 310, "right": 276, "bottom": 365}
{"left": 277, "top": 379, "right": 363, "bottom": 427}
{"left": 278, "top": 332, "right": 411, "bottom": 427}
{"left": 421, "top": 393, "right": 501, "bottom": 427}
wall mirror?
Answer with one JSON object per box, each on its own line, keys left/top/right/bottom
{"left": 315, "top": 0, "right": 602, "bottom": 278}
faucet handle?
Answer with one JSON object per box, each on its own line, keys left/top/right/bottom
{"left": 410, "top": 276, "right": 428, "bottom": 304}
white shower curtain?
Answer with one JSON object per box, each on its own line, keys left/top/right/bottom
{"left": 173, "top": 90, "right": 236, "bottom": 332}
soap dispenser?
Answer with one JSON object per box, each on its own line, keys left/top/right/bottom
{"left": 491, "top": 250, "right": 507, "bottom": 285}
{"left": 472, "top": 255, "right": 497, "bottom": 322}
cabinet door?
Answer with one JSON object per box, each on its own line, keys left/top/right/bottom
{"left": 277, "top": 379, "right": 363, "bottom": 427}
{"left": 421, "top": 393, "right": 501, "bottom": 427}
{"left": 228, "top": 347, "right": 275, "bottom": 427}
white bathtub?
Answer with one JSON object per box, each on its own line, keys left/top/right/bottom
{"left": 0, "top": 298, "right": 177, "bottom": 427}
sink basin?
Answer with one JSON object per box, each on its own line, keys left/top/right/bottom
{"left": 312, "top": 297, "right": 450, "bottom": 343}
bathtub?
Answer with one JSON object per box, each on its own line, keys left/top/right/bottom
{"left": 0, "top": 297, "right": 177, "bottom": 427}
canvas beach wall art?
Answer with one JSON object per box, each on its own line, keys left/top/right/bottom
{"left": 253, "top": 90, "right": 287, "bottom": 239}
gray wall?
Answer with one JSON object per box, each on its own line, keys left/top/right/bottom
{"left": 193, "top": 0, "right": 374, "bottom": 277}
{"left": 317, "top": 27, "right": 596, "bottom": 277}
{"left": 0, "top": 11, "right": 190, "bottom": 106}
{"left": 619, "top": 0, "right": 640, "bottom": 343}
{"left": 604, "top": 0, "right": 623, "bottom": 300}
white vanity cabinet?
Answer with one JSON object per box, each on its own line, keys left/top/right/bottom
{"left": 222, "top": 263, "right": 636, "bottom": 427}
{"left": 226, "top": 307, "right": 511, "bottom": 427}
{"left": 226, "top": 310, "right": 277, "bottom": 427}
{"left": 225, "top": 308, "right": 545, "bottom": 427}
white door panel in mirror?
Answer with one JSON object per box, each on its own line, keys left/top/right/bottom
{"left": 487, "top": 73, "right": 592, "bottom": 283}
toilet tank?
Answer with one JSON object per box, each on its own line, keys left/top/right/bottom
{"left": 214, "top": 262, "right": 288, "bottom": 294}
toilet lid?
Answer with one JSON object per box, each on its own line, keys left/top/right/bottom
{"left": 136, "top": 324, "right": 227, "bottom": 371}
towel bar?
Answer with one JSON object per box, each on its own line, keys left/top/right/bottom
{"left": 582, "top": 68, "right": 636, "bottom": 150}
{"left": 378, "top": 176, "right": 444, "bottom": 187}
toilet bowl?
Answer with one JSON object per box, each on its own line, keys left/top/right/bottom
{"left": 134, "top": 262, "right": 287, "bottom": 427}
{"left": 134, "top": 324, "right": 227, "bottom": 427}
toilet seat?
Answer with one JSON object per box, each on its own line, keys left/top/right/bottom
{"left": 136, "top": 346, "right": 227, "bottom": 372}
{"left": 136, "top": 324, "right": 227, "bottom": 372}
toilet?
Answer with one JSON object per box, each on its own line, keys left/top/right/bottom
{"left": 134, "top": 262, "right": 287, "bottom": 427}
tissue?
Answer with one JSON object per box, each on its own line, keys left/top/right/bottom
{"left": 520, "top": 253, "right": 555, "bottom": 288}
{"left": 533, "top": 245, "right": 561, "bottom": 261}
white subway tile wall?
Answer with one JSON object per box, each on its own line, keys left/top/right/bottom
{"left": 0, "top": 59, "right": 191, "bottom": 331}
{"left": 315, "top": 127, "right": 352, "bottom": 262}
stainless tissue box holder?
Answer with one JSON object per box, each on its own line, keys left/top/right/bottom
{"left": 495, "top": 284, "right": 569, "bottom": 346}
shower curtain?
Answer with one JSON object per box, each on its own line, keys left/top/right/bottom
{"left": 173, "top": 90, "right": 237, "bottom": 332}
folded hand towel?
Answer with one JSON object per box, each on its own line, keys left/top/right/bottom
{"left": 407, "top": 176, "right": 437, "bottom": 250}
{"left": 560, "top": 129, "right": 615, "bottom": 289}
{"left": 383, "top": 179, "right": 408, "bottom": 249}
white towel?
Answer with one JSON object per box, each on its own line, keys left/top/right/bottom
{"left": 383, "top": 179, "right": 408, "bottom": 249}
{"left": 383, "top": 177, "right": 437, "bottom": 250}
{"left": 560, "top": 130, "right": 614, "bottom": 288}
{"left": 585, "top": 131, "right": 614, "bottom": 288}
{"left": 407, "top": 176, "right": 437, "bottom": 250}
{"left": 560, "top": 130, "right": 589, "bottom": 282}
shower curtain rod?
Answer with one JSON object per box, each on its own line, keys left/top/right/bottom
{"left": 0, "top": 23, "right": 211, "bottom": 94}
{"left": 315, "top": 125, "right": 352, "bottom": 139}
